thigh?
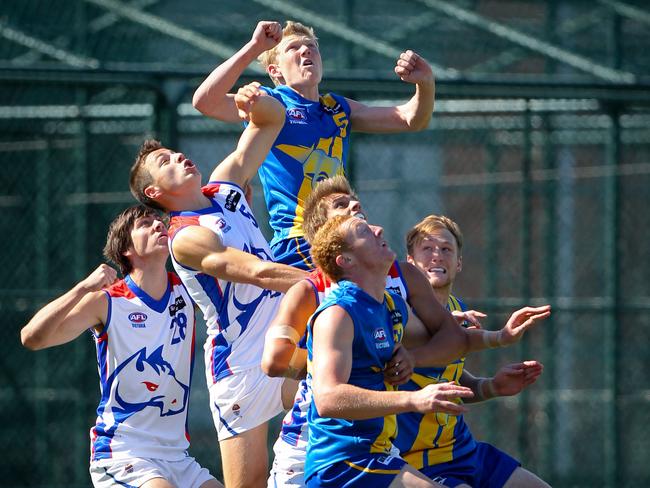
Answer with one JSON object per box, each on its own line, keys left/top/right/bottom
{"left": 502, "top": 467, "right": 551, "bottom": 488}
{"left": 220, "top": 421, "right": 270, "bottom": 488}
{"left": 281, "top": 377, "right": 299, "bottom": 410}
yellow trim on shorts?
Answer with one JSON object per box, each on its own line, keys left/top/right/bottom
{"left": 343, "top": 460, "right": 402, "bottom": 475}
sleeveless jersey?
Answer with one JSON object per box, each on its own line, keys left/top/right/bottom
{"left": 167, "top": 182, "right": 282, "bottom": 385}
{"left": 304, "top": 280, "right": 408, "bottom": 480}
{"left": 394, "top": 294, "right": 477, "bottom": 468}
{"left": 90, "top": 273, "right": 195, "bottom": 462}
{"left": 277, "top": 261, "right": 409, "bottom": 455}
{"left": 259, "top": 85, "right": 352, "bottom": 249}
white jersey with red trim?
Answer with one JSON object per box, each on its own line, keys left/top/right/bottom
{"left": 269, "top": 261, "right": 408, "bottom": 483}
{"left": 167, "top": 182, "right": 282, "bottom": 385}
{"left": 91, "top": 273, "right": 195, "bottom": 463}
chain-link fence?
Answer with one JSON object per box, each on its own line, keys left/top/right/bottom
{"left": 3, "top": 1, "right": 650, "bottom": 486}
{"left": 3, "top": 72, "right": 649, "bottom": 488}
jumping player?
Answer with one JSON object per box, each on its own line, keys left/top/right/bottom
{"left": 192, "top": 20, "right": 435, "bottom": 269}
{"left": 21, "top": 205, "right": 222, "bottom": 488}
{"left": 399, "top": 215, "right": 551, "bottom": 487}
{"left": 129, "top": 86, "right": 307, "bottom": 487}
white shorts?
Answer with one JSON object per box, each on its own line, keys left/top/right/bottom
{"left": 209, "top": 365, "right": 284, "bottom": 441}
{"left": 90, "top": 455, "right": 214, "bottom": 488}
{"left": 267, "top": 435, "right": 306, "bottom": 488}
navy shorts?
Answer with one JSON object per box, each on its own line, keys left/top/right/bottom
{"left": 307, "top": 453, "right": 406, "bottom": 488}
{"left": 420, "top": 442, "right": 520, "bottom": 488}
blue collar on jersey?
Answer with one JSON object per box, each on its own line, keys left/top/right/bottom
{"left": 125, "top": 274, "right": 171, "bottom": 314}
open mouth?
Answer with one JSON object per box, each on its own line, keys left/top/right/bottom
{"left": 428, "top": 267, "right": 447, "bottom": 274}
{"left": 302, "top": 59, "right": 314, "bottom": 67}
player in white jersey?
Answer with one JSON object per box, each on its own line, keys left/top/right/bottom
{"left": 262, "top": 176, "right": 551, "bottom": 487}
{"left": 128, "top": 85, "right": 308, "bottom": 488}
{"left": 21, "top": 205, "right": 222, "bottom": 488}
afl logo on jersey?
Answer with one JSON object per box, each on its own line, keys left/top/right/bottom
{"left": 129, "top": 312, "right": 148, "bottom": 328}
{"left": 374, "top": 328, "right": 387, "bottom": 341}
{"left": 287, "top": 108, "right": 308, "bottom": 124}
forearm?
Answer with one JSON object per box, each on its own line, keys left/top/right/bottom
{"left": 315, "top": 383, "right": 414, "bottom": 420}
{"left": 192, "top": 42, "right": 261, "bottom": 122}
{"left": 459, "top": 370, "right": 494, "bottom": 404}
{"left": 396, "top": 79, "right": 435, "bottom": 131}
{"left": 21, "top": 284, "right": 90, "bottom": 350}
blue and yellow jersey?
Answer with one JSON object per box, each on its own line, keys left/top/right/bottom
{"left": 394, "top": 294, "right": 477, "bottom": 469}
{"left": 305, "top": 281, "right": 407, "bottom": 480}
{"left": 258, "top": 85, "right": 351, "bottom": 250}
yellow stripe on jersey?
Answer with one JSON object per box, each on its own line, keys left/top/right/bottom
{"left": 343, "top": 460, "right": 402, "bottom": 475}
{"left": 403, "top": 294, "right": 467, "bottom": 468}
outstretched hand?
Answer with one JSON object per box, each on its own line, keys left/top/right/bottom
{"left": 492, "top": 360, "right": 544, "bottom": 397}
{"left": 499, "top": 305, "right": 551, "bottom": 345}
{"left": 412, "top": 381, "right": 474, "bottom": 415}
{"left": 250, "top": 21, "right": 282, "bottom": 54}
{"left": 394, "top": 50, "right": 434, "bottom": 85}
{"left": 452, "top": 309, "right": 486, "bottom": 329}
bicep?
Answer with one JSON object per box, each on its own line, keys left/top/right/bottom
{"left": 348, "top": 98, "right": 405, "bottom": 133}
{"left": 311, "top": 306, "right": 354, "bottom": 389}
{"left": 172, "top": 226, "right": 226, "bottom": 272}
{"left": 51, "top": 292, "right": 107, "bottom": 347}
{"left": 402, "top": 305, "right": 432, "bottom": 348}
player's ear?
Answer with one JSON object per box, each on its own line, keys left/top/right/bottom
{"left": 406, "top": 254, "right": 415, "bottom": 265}
{"left": 335, "top": 253, "right": 352, "bottom": 269}
{"left": 144, "top": 185, "right": 162, "bottom": 201}
{"left": 267, "top": 64, "right": 284, "bottom": 84}
{"left": 456, "top": 255, "right": 463, "bottom": 273}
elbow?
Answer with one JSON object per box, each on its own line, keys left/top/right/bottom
{"left": 191, "top": 91, "right": 209, "bottom": 115}
{"left": 313, "top": 388, "right": 339, "bottom": 418}
{"left": 261, "top": 354, "right": 287, "bottom": 378}
{"left": 407, "top": 115, "right": 431, "bottom": 132}
{"left": 21, "top": 330, "right": 43, "bottom": 351}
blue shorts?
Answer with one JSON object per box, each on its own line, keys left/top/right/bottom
{"left": 420, "top": 442, "right": 520, "bottom": 488}
{"left": 271, "top": 236, "right": 315, "bottom": 270}
{"left": 306, "top": 454, "right": 406, "bottom": 488}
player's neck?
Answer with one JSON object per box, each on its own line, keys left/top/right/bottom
{"left": 287, "top": 83, "right": 319, "bottom": 102}
{"left": 129, "top": 262, "right": 169, "bottom": 301}
{"left": 165, "top": 192, "right": 212, "bottom": 212}
{"left": 433, "top": 286, "right": 451, "bottom": 307}
{"left": 346, "top": 268, "right": 387, "bottom": 303}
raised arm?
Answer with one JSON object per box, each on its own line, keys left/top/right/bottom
{"left": 171, "top": 226, "right": 307, "bottom": 293}
{"left": 208, "top": 87, "right": 284, "bottom": 187}
{"left": 311, "top": 305, "right": 473, "bottom": 420}
{"left": 20, "top": 264, "right": 114, "bottom": 350}
{"left": 192, "top": 21, "right": 282, "bottom": 123}
{"left": 400, "top": 261, "right": 551, "bottom": 366}
{"left": 348, "top": 50, "right": 434, "bottom": 133}
{"left": 262, "top": 279, "right": 317, "bottom": 379}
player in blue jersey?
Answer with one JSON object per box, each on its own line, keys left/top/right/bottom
{"left": 192, "top": 20, "right": 435, "bottom": 269}
{"left": 129, "top": 86, "right": 307, "bottom": 487}
{"left": 403, "top": 215, "right": 551, "bottom": 488}
{"left": 21, "top": 205, "right": 223, "bottom": 488}
{"left": 262, "top": 176, "right": 552, "bottom": 487}
{"left": 306, "top": 214, "right": 475, "bottom": 487}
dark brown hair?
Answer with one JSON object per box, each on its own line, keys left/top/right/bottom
{"left": 129, "top": 139, "right": 164, "bottom": 211}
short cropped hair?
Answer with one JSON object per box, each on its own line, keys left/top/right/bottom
{"left": 406, "top": 215, "right": 464, "bottom": 256}
{"left": 258, "top": 21, "right": 318, "bottom": 86}
{"left": 310, "top": 214, "right": 353, "bottom": 282}
{"left": 303, "top": 176, "right": 358, "bottom": 244}
{"left": 129, "top": 139, "right": 164, "bottom": 211}
{"left": 103, "top": 205, "right": 161, "bottom": 275}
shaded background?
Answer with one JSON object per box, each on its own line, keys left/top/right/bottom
{"left": 1, "top": 0, "right": 649, "bottom": 486}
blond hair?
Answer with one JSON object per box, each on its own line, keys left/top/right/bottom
{"left": 310, "top": 214, "right": 353, "bottom": 282}
{"left": 303, "top": 176, "right": 358, "bottom": 243}
{"left": 258, "top": 21, "right": 318, "bottom": 86}
{"left": 406, "top": 215, "right": 463, "bottom": 256}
